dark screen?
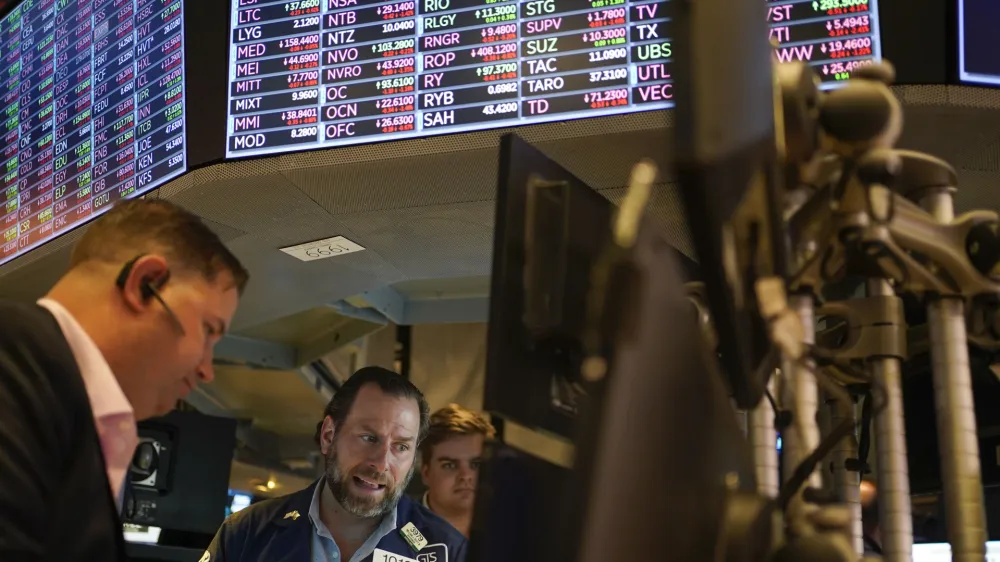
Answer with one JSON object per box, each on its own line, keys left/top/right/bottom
{"left": 182, "top": 0, "right": 230, "bottom": 168}
{"left": 959, "top": 0, "right": 1000, "bottom": 85}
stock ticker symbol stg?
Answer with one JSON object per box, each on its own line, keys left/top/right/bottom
{"left": 227, "top": 0, "right": 876, "bottom": 158}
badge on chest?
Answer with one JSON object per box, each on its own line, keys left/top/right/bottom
{"left": 373, "top": 543, "right": 448, "bottom": 562}
{"left": 399, "top": 522, "right": 428, "bottom": 552}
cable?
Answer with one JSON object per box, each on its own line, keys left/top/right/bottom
{"left": 775, "top": 353, "right": 892, "bottom": 510}
{"left": 765, "top": 387, "right": 778, "bottom": 412}
{"left": 852, "top": 391, "right": 874, "bottom": 475}
{"left": 777, "top": 352, "right": 856, "bottom": 511}
{"left": 766, "top": 386, "right": 793, "bottom": 431}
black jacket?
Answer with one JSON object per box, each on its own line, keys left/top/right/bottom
{"left": 0, "top": 301, "right": 127, "bottom": 562}
{"left": 205, "top": 480, "right": 467, "bottom": 562}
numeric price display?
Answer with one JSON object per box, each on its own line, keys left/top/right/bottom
{"left": 226, "top": 0, "right": 882, "bottom": 157}
{"left": 0, "top": 0, "right": 188, "bottom": 267}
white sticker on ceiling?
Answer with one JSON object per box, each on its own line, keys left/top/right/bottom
{"left": 279, "top": 236, "right": 366, "bottom": 262}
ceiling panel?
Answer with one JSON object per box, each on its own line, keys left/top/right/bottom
{"left": 206, "top": 366, "right": 327, "bottom": 436}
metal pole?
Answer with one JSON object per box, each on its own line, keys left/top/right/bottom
{"left": 921, "top": 191, "right": 987, "bottom": 562}
{"left": 750, "top": 375, "right": 779, "bottom": 498}
{"left": 782, "top": 293, "right": 821, "bottom": 533}
{"left": 868, "top": 279, "right": 913, "bottom": 562}
{"left": 780, "top": 359, "right": 800, "bottom": 485}
{"left": 793, "top": 293, "right": 821, "bottom": 489}
{"left": 829, "top": 395, "right": 861, "bottom": 556}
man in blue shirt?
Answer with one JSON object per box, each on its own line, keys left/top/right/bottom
{"left": 202, "top": 367, "right": 467, "bottom": 562}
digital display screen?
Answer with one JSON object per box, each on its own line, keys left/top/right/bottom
{"left": 225, "top": 0, "right": 882, "bottom": 158}
{"left": 958, "top": 0, "right": 1000, "bottom": 85}
{"left": 226, "top": 490, "right": 252, "bottom": 517}
{"left": 0, "top": 0, "right": 187, "bottom": 267}
{"left": 912, "top": 542, "right": 1000, "bottom": 562}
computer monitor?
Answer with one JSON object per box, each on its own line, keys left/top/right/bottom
{"left": 483, "top": 134, "right": 699, "bottom": 441}
{"left": 473, "top": 134, "right": 714, "bottom": 562}
{"left": 123, "top": 411, "right": 237, "bottom": 549}
{"left": 227, "top": 490, "right": 253, "bottom": 517}
{"left": 912, "top": 541, "right": 1000, "bottom": 562}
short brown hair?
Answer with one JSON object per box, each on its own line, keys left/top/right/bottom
{"left": 314, "top": 366, "right": 430, "bottom": 446}
{"left": 421, "top": 404, "right": 496, "bottom": 465}
{"left": 70, "top": 199, "right": 249, "bottom": 293}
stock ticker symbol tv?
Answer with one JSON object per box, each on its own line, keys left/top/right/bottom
{"left": 0, "top": 0, "right": 189, "bottom": 268}
{"left": 224, "top": 0, "right": 883, "bottom": 159}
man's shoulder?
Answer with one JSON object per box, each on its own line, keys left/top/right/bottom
{"left": 0, "top": 300, "right": 76, "bottom": 384}
{"left": 223, "top": 489, "right": 305, "bottom": 531}
{"left": 0, "top": 300, "right": 51, "bottom": 339}
{"left": 396, "top": 495, "right": 467, "bottom": 548}
{"left": 0, "top": 300, "right": 69, "bottom": 354}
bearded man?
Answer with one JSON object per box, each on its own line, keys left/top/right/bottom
{"left": 203, "top": 367, "right": 467, "bottom": 562}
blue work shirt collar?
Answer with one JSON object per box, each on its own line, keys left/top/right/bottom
{"left": 307, "top": 477, "right": 398, "bottom": 562}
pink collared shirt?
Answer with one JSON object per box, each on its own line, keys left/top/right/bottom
{"left": 37, "top": 298, "right": 139, "bottom": 509}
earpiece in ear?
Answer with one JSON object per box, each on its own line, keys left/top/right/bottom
{"left": 117, "top": 254, "right": 170, "bottom": 303}
{"left": 139, "top": 279, "right": 155, "bottom": 301}
{"left": 116, "top": 255, "right": 143, "bottom": 291}
{"left": 115, "top": 255, "right": 187, "bottom": 335}
{"left": 139, "top": 271, "right": 171, "bottom": 302}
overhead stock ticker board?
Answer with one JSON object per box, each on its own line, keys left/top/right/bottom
{"left": 225, "top": 0, "right": 882, "bottom": 157}
{"left": 0, "top": 0, "right": 188, "bottom": 267}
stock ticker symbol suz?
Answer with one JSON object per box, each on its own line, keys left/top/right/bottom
{"left": 224, "top": 0, "right": 884, "bottom": 158}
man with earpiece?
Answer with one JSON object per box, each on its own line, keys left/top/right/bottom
{"left": 0, "top": 199, "right": 249, "bottom": 562}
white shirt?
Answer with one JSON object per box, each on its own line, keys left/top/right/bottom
{"left": 38, "top": 298, "right": 138, "bottom": 509}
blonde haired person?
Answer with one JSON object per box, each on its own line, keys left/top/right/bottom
{"left": 419, "top": 404, "right": 496, "bottom": 537}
